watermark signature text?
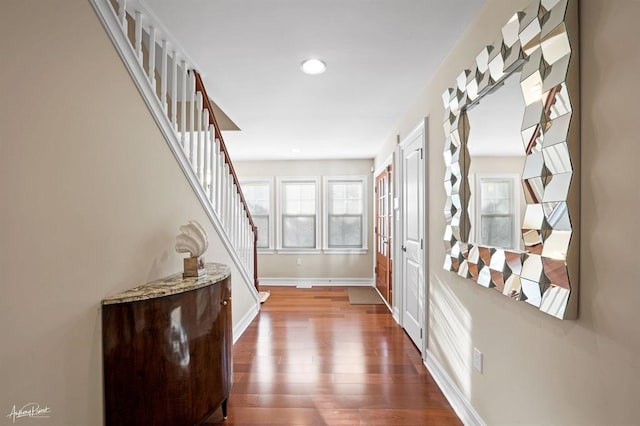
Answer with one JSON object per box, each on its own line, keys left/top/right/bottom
{"left": 6, "top": 403, "right": 51, "bottom": 423}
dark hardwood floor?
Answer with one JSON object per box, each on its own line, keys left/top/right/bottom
{"left": 204, "top": 286, "right": 461, "bottom": 425}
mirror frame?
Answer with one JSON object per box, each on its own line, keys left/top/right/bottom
{"left": 442, "top": 0, "right": 580, "bottom": 319}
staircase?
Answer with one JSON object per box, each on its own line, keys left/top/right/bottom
{"left": 90, "top": 0, "right": 259, "bottom": 293}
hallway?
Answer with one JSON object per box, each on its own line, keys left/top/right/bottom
{"left": 206, "top": 286, "right": 460, "bottom": 425}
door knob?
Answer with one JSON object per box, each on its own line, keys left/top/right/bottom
{"left": 402, "top": 246, "right": 407, "bottom": 252}
{"left": 222, "top": 300, "right": 228, "bottom": 306}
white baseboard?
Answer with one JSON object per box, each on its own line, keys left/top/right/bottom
{"left": 424, "top": 350, "right": 486, "bottom": 426}
{"left": 259, "top": 277, "right": 374, "bottom": 287}
{"left": 232, "top": 302, "right": 260, "bottom": 344}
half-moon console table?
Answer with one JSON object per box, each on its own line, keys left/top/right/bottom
{"left": 102, "top": 263, "right": 232, "bottom": 425}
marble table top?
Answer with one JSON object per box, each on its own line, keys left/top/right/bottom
{"left": 102, "top": 262, "right": 230, "bottom": 305}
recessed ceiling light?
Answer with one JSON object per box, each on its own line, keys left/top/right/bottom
{"left": 291, "top": 148, "right": 301, "bottom": 153}
{"left": 300, "top": 58, "right": 326, "bottom": 75}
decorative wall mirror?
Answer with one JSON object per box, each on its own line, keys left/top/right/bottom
{"left": 442, "top": 0, "right": 579, "bottom": 319}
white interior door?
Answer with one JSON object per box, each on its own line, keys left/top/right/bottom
{"left": 400, "top": 124, "right": 425, "bottom": 351}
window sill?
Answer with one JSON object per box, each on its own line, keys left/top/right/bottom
{"left": 323, "top": 248, "right": 368, "bottom": 255}
{"left": 276, "top": 249, "right": 322, "bottom": 255}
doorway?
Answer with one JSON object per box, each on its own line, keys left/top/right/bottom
{"left": 396, "top": 120, "right": 426, "bottom": 352}
{"left": 375, "top": 165, "right": 393, "bottom": 305}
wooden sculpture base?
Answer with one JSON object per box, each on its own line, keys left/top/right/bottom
{"left": 183, "top": 256, "right": 206, "bottom": 278}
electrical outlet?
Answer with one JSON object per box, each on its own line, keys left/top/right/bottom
{"left": 296, "top": 258, "right": 303, "bottom": 266}
{"left": 473, "top": 347, "right": 483, "bottom": 373}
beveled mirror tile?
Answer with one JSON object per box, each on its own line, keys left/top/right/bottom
{"left": 444, "top": 256, "right": 453, "bottom": 271}
{"left": 488, "top": 52, "right": 505, "bottom": 81}
{"left": 458, "top": 260, "right": 470, "bottom": 278}
{"left": 505, "top": 251, "right": 524, "bottom": 275}
{"left": 476, "top": 46, "right": 493, "bottom": 72}
{"left": 543, "top": 143, "right": 571, "bottom": 174}
{"left": 468, "top": 245, "right": 479, "bottom": 263}
{"left": 522, "top": 100, "right": 545, "bottom": 131}
{"left": 542, "top": 257, "right": 570, "bottom": 289}
{"left": 502, "top": 13, "right": 521, "bottom": 47}
{"left": 503, "top": 41, "right": 526, "bottom": 74}
{"left": 523, "top": 203, "right": 545, "bottom": 230}
{"left": 479, "top": 246, "right": 493, "bottom": 266}
{"left": 541, "top": 0, "right": 568, "bottom": 38}
{"left": 504, "top": 275, "right": 522, "bottom": 299}
{"left": 524, "top": 176, "right": 545, "bottom": 204}
{"left": 467, "top": 78, "right": 479, "bottom": 102}
{"left": 542, "top": 257, "right": 570, "bottom": 290}
{"left": 442, "top": 88, "right": 455, "bottom": 107}
{"left": 490, "top": 249, "right": 506, "bottom": 271}
{"left": 521, "top": 278, "right": 542, "bottom": 307}
{"left": 540, "top": 285, "right": 570, "bottom": 319}
{"left": 457, "top": 70, "right": 472, "bottom": 91}
{"left": 541, "top": 230, "right": 571, "bottom": 259}
{"left": 451, "top": 256, "right": 460, "bottom": 271}
{"left": 542, "top": 171, "right": 571, "bottom": 202}
{"left": 491, "top": 270, "right": 505, "bottom": 292}
{"left": 469, "top": 262, "right": 480, "bottom": 280}
{"left": 476, "top": 68, "right": 494, "bottom": 96}
{"left": 520, "top": 18, "right": 542, "bottom": 56}
{"left": 523, "top": 151, "right": 546, "bottom": 179}
{"left": 541, "top": 23, "right": 570, "bottom": 64}
{"left": 522, "top": 253, "right": 544, "bottom": 282}
{"left": 541, "top": 0, "right": 564, "bottom": 11}
{"left": 477, "top": 266, "right": 492, "bottom": 287}
{"left": 521, "top": 70, "right": 545, "bottom": 106}
{"left": 543, "top": 201, "right": 571, "bottom": 230}
{"left": 521, "top": 47, "right": 543, "bottom": 81}
{"left": 523, "top": 229, "right": 543, "bottom": 254}
{"left": 450, "top": 96, "right": 460, "bottom": 115}
{"left": 541, "top": 54, "right": 570, "bottom": 91}
{"left": 521, "top": 125, "right": 543, "bottom": 154}
{"left": 549, "top": 83, "right": 572, "bottom": 118}
{"left": 444, "top": 197, "right": 453, "bottom": 218}
{"left": 542, "top": 113, "right": 571, "bottom": 148}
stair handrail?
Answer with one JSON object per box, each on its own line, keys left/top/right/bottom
{"left": 193, "top": 71, "right": 259, "bottom": 290}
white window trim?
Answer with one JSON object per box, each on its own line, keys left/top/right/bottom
{"left": 276, "top": 176, "right": 321, "bottom": 252}
{"left": 239, "top": 177, "right": 275, "bottom": 252}
{"left": 473, "top": 172, "right": 521, "bottom": 250}
{"left": 322, "top": 175, "right": 368, "bottom": 253}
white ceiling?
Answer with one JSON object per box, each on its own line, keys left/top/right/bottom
{"left": 143, "top": 0, "right": 486, "bottom": 160}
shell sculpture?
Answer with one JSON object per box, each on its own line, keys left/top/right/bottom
{"left": 175, "top": 220, "right": 208, "bottom": 257}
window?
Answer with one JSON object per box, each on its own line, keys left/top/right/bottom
{"left": 475, "top": 175, "right": 520, "bottom": 249}
{"left": 240, "top": 179, "right": 273, "bottom": 249}
{"left": 278, "top": 178, "right": 319, "bottom": 250}
{"left": 324, "top": 176, "right": 367, "bottom": 251}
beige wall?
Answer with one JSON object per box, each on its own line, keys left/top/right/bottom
{"left": 376, "top": 0, "right": 640, "bottom": 424}
{"left": 0, "top": 2, "right": 255, "bottom": 425}
{"left": 234, "top": 160, "right": 374, "bottom": 280}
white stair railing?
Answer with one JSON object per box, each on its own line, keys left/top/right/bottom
{"left": 91, "top": 0, "right": 259, "bottom": 292}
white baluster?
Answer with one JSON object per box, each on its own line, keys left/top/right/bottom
{"left": 232, "top": 190, "right": 237, "bottom": 247}
{"left": 222, "top": 166, "right": 228, "bottom": 228}
{"left": 160, "top": 39, "right": 168, "bottom": 111}
{"left": 118, "top": 0, "right": 127, "bottom": 33}
{"left": 203, "top": 110, "right": 211, "bottom": 193}
{"left": 171, "top": 51, "right": 178, "bottom": 131}
{"left": 187, "top": 77, "right": 195, "bottom": 166}
{"left": 194, "top": 92, "right": 202, "bottom": 176}
{"left": 200, "top": 109, "right": 208, "bottom": 184}
{"left": 180, "top": 61, "right": 188, "bottom": 148}
{"left": 216, "top": 147, "right": 223, "bottom": 215}
{"left": 148, "top": 26, "right": 156, "bottom": 87}
{"left": 209, "top": 126, "right": 217, "bottom": 206}
{"left": 134, "top": 11, "right": 143, "bottom": 65}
